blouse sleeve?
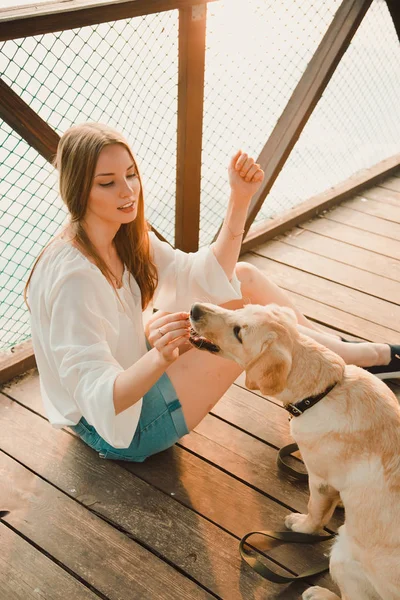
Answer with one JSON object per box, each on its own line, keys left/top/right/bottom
{"left": 149, "top": 232, "right": 242, "bottom": 312}
{"left": 47, "top": 265, "right": 140, "bottom": 448}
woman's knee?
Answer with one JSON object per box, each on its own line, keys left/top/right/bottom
{"left": 235, "top": 261, "right": 259, "bottom": 287}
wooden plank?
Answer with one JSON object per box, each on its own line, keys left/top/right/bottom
{"left": 126, "top": 449, "right": 337, "bottom": 591}
{"left": 0, "top": 450, "right": 214, "bottom": 600}
{"left": 0, "top": 0, "right": 217, "bottom": 41}
{"left": 346, "top": 196, "right": 400, "bottom": 223}
{"left": 300, "top": 216, "right": 400, "bottom": 261}
{"left": 280, "top": 227, "right": 400, "bottom": 282}
{"left": 2, "top": 368, "right": 292, "bottom": 450}
{"left": 0, "top": 340, "right": 36, "bottom": 385}
{"left": 240, "top": 0, "right": 373, "bottom": 238}
{"left": 181, "top": 418, "right": 341, "bottom": 532}
{"left": 0, "top": 523, "right": 101, "bottom": 600}
{"left": 1, "top": 368, "right": 45, "bottom": 412}
{"left": 276, "top": 288, "right": 398, "bottom": 343}
{"left": 0, "top": 393, "right": 307, "bottom": 599}
{"left": 252, "top": 239, "right": 400, "bottom": 307}
{"left": 379, "top": 177, "right": 400, "bottom": 199}
{"left": 2, "top": 370, "right": 345, "bottom": 534}
{"left": 1, "top": 377, "right": 340, "bottom": 591}
{"left": 212, "top": 384, "right": 293, "bottom": 446}
{"left": 323, "top": 205, "right": 400, "bottom": 240}
{"left": 0, "top": 372, "right": 310, "bottom": 514}
{"left": 175, "top": 4, "right": 206, "bottom": 252}
{"left": 245, "top": 252, "right": 400, "bottom": 334}
{"left": 378, "top": 176, "right": 400, "bottom": 193}
{"left": 239, "top": 152, "right": 400, "bottom": 254}
{"left": 359, "top": 186, "right": 400, "bottom": 207}
{"left": 0, "top": 79, "right": 59, "bottom": 163}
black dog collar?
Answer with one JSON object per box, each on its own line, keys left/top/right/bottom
{"left": 285, "top": 382, "right": 338, "bottom": 418}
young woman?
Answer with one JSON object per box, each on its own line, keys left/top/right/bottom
{"left": 25, "top": 122, "right": 400, "bottom": 462}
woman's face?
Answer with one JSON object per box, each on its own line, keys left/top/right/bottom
{"left": 86, "top": 143, "right": 141, "bottom": 227}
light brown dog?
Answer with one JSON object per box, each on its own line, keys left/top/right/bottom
{"left": 189, "top": 302, "right": 400, "bottom": 600}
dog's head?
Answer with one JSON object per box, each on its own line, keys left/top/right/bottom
{"left": 189, "top": 302, "right": 297, "bottom": 396}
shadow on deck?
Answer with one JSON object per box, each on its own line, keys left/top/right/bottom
{"left": 1, "top": 171, "right": 400, "bottom": 599}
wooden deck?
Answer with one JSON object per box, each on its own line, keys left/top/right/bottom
{"left": 2, "top": 172, "right": 400, "bottom": 599}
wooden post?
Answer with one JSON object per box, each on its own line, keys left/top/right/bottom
{"left": 212, "top": 0, "right": 373, "bottom": 244}
{"left": 175, "top": 4, "right": 207, "bottom": 252}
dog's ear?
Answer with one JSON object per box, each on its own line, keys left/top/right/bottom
{"left": 245, "top": 333, "right": 292, "bottom": 396}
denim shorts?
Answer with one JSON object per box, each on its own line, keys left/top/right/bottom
{"left": 70, "top": 370, "right": 189, "bottom": 462}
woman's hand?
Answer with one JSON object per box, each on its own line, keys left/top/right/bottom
{"left": 228, "top": 150, "right": 264, "bottom": 202}
{"left": 145, "top": 311, "right": 191, "bottom": 363}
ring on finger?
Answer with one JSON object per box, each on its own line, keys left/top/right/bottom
{"left": 158, "top": 328, "right": 165, "bottom": 337}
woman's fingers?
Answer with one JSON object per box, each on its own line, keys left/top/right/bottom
{"left": 154, "top": 328, "right": 189, "bottom": 350}
{"left": 146, "top": 311, "right": 191, "bottom": 358}
{"left": 243, "top": 163, "right": 261, "bottom": 182}
{"left": 147, "top": 312, "right": 189, "bottom": 342}
{"left": 156, "top": 333, "right": 190, "bottom": 362}
{"left": 234, "top": 152, "right": 249, "bottom": 172}
{"left": 232, "top": 152, "right": 264, "bottom": 181}
{"left": 152, "top": 313, "right": 190, "bottom": 338}
{"left": 230, "top": 149, "right": 242, "bottom": 170}
{"left": 154, "top": 311, "right": 189, "bottom": 330}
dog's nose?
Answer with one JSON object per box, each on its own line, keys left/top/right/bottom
{"left": 190, "top": 303, "right": 204, "bottom": 321}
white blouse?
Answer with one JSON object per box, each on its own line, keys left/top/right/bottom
{"left": 28, "top": 232, "right": 242, "bottom": 448}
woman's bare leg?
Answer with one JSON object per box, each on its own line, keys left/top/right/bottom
{"left": 234, "top": 262, "right": 390, "bottom": 367}
{"left": 167, "top": 348, "right": 243, "bottom": 432}
{"left": 167, "top": 261, "right": 390, "bottom": 431}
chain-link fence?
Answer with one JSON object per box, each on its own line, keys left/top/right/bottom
{"left": 1, "top": 0, "right": 400, "bottom": 350}
{"left": 201, "top": 0, "right": 400, "bottom": 245}
{"left": 1, "top": 11, "right": 179, "bottom": 350}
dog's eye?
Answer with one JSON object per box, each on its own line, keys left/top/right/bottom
{"left": 233, "top": 325, "right": 242, "bottom": 343}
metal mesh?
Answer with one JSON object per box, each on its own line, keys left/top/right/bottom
{"left": 0, "top": 122, "right": 62, "bottom": 348}
{"left": 201, "top": 0, "right": 343, "bottom": 245}
{"left": 1, "top": 12, "right": 179, "bottom": 350}
{"left": 201, "top": 0, "right": 400, "bottom": 244}
{"left": 262, "top": 0, "right": 400, "bottom": 226}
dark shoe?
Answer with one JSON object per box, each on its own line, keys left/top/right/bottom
{"left": 364, "top": 345, "right": 400, "bottom": 380}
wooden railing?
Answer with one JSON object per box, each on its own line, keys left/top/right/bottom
{"left": 1, "top": 0, "right": 400, "bottom": 381}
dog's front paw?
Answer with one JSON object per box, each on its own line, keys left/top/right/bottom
{"left": 285, "top": 512, "right": 322, "bottom": 534}
{"left": 302, "top": 586, "right": 340, "bottom": 600}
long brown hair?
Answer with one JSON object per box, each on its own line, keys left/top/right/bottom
{"left": 24, "top": 122, "right": 158, "bottom": 309}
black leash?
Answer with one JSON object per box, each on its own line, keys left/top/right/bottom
{"left": 240, "top": 438, "right": 336, "bottom": 582}
{"left": 277, "top": 442, "right": 308, "bottom": 482}
{"left": 239, "top": 529, "right": 335, "bottom": 583}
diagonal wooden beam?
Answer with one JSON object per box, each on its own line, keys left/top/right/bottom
{"left": 385, "top": 0, "right": 400, "bottom": 42}
{"left": 0, "top": 0, "right": 218, "bottom": 42}
{"left": 212, "top": 0, "right": 372, "bottom": 244}
{"left": 0, "top": 78, "right": 59, "bottom": 162}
